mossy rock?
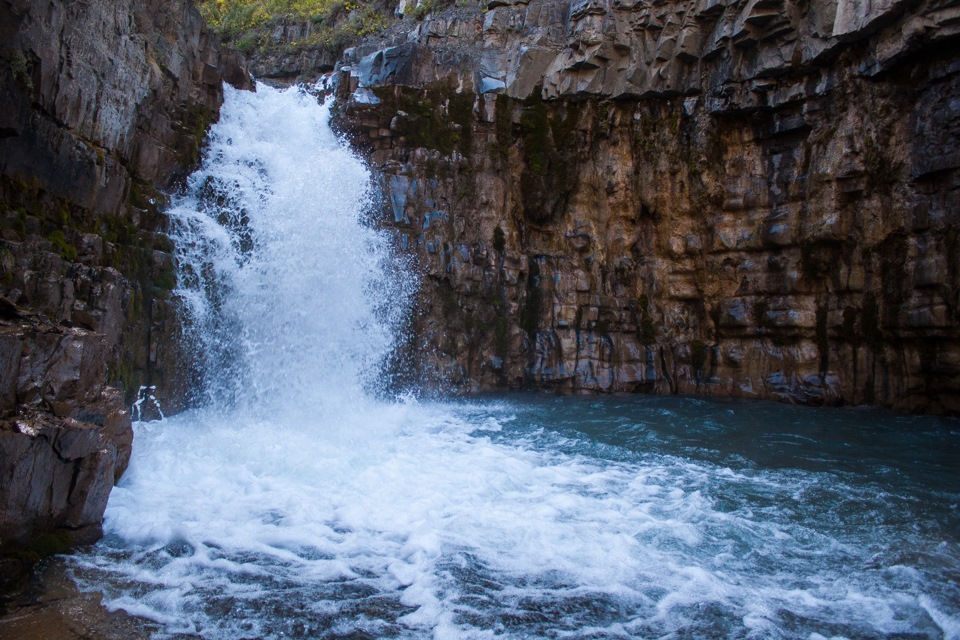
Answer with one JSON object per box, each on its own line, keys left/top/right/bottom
{"left": 516, "top": 99, "right": 580, "bottom": 224}
{"left": 520, "top": 259, "right": 542, "bottom": 339}
{"left": 636, "top": 294, "right": 657, "bottom": 343}
{"left": 46, "top": 230, "right": 77, "bottom": 260}
{"left": 29, "top": 530, "right": 74, "bottom": 558}
{"left": 374, "top": 84, "right": 474, "bottom": 157}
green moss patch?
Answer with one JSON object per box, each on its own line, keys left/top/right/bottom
{"left": 374, "top": 83, "right": 475, "bottom": 157}
{"left": 636, "top": 294, "right": 657, "bottom": 343}
{"left": 516, "top": 98, "right": 580, "bottom": 223}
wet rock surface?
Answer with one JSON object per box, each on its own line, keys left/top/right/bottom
{"left": 324, "top": 0, "right": 960, "bottom": 413}
{"left": 0, "top": 0, "right": 247, "bottom": 574}
{"left": 0, "top": 321, "right": 132, "bottom": 555}
{"left": 1, "top": 0, "right": 251, "bottom": 413}
{"left": 0, "top": 558, "right": 149, "bottom": 639}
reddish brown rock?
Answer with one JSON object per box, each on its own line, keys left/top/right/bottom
{"left": 326, "top": 0, "right": 960, "bottom": 413}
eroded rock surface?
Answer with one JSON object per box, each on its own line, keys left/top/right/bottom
{"left": 1, "top": 0, "right": 249, "bottom": 411}
{"left": 0, "top": 0, "right": 248, "bottom": 572}
{"left": 0, "top": 322, "right": 132, "bottom": 555}
{"left": 329, "top": 0, "right": 960, "bottom": 412}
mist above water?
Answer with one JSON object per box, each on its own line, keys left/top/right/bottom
{"left": 69, "top": 84, "right": 960, "bottom": 640}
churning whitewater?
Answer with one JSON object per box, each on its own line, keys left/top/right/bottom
{"left": 69, "top": 85, "right": 960, "bottom": 640}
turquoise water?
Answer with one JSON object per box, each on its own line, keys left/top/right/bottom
{"left": 71, "top": 394, "right": 960, "bottom": 639}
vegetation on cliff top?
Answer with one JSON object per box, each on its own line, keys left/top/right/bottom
{"left": 196, "top": 0, "right": 466, "bottom": 57}
{"left": 196, "top": 0, "right": 410, "bottom": 56}
{"left": 197, "top": 0, "right": 347, "bottom": 36}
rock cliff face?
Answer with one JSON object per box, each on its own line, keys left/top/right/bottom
{"left": 0, "top": 0, "right": 247, "bottom": 579}
{"left": 327, "top": 0, "right": 960, "bottom": 413}
{"left": 0, "top": 324, "right": 132, "bottom": 548}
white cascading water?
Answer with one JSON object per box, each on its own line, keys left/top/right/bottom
{"left": 69, "top": 84, "right": 960, "bottom": 640}
{"left": 170, "top": 83, "right": 405, "bottom": 417}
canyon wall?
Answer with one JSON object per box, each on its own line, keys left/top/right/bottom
{"left": 0, "top": 0, "right": 247, "bottom": 579}
{"left": 325, "top": 0, "right": 960, "bottom": 413}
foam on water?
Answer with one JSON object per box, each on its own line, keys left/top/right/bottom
{"left": 70, "top": 84, "right": 960, "bottom": 639}
{"left": 74, "top": 398, "right": 960, "bottom": 639}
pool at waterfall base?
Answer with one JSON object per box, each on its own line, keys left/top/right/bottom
{"left": 68, "top": 395, "right": 960, "bottom": 640}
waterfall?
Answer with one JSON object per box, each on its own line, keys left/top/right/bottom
{"left": 169, "top": 83, "right": 408, "bottom": 417}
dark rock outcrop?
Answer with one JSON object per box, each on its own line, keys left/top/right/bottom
{"left": 0, "top": 322, "right": 132, "bottom": 554}
{"left": 327, "top": 0, "right": 960, "bottom": 413}
{"left": 1, "top": 0, "right": 250, "bottom": 411}
{"left": 0, "top": 0, "right": 249, "bottom": 577}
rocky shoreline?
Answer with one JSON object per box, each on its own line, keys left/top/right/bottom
{"left": 0, "top": 557, "right": 151, "bottom": 640}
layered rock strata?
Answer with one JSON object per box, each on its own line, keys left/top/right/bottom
{"left": 0, "top": 0, "right": 247, "bottom": 574}
{"left": 329, "top": 0, "right": 960, "bottom": 413}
